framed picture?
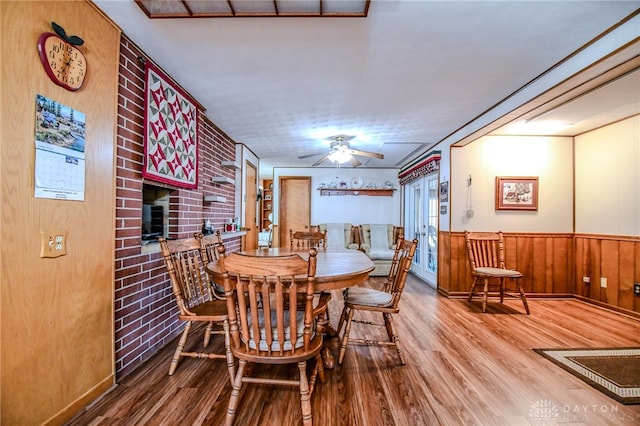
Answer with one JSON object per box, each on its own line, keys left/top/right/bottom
{"left": 495, "top": 176, "right": 538, "bottom": 211}
{"left": 439, "top": 181, "right": 449, "bottom": 202}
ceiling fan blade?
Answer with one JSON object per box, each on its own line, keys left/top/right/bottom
{"left": 350, "top": 149, "right": 384, "bottom": 160}
{"left": 312, "top": 154, "right": 331, "bottom": 166}
{"left": 298, "top": 151, "right": 325, "bottom": 159}
{"left": 349, "top": 156, "right": 362, "bottom": 167}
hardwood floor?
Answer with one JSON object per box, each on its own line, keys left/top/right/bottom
{"left": 68, "top": 275, "right": 640, "bottom": 425}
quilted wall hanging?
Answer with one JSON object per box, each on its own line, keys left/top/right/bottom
{"left": 143, "top": 62, "right": 198, "bottom": 188}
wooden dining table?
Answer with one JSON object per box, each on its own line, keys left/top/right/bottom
{"left": 206, "top": 247, "right": 375, "bottom": 368}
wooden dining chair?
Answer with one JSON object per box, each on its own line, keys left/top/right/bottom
{"left": 337, "top": 238, "right": 418, "bottom": 365}
{"left": 158, "top": 237, "right": 234, "bottom": 383}
{"left": 198, "top": 230, "right": 226, "bottom": 300}
{"left": 290, "top": 228, "right": 327, "bottom": 250}
{"left": 290, "top": 227, "right": 335, "bottom": 362}
{"left": 464, "top": 231, "right": 530, "bottom": 314}
{"left": 218, "top": 246, "right": 325, "bottom": 426}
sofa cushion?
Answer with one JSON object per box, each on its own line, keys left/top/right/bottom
{"left": 318, "top": 223, "right": 357, "bottom": 249}
{"left": 360, "top": 224, "right": 399, "bottom": 252}
{"left": 370, "top": 224, "right": 391, "bottom": 249}
{"left": 369, "top": 248, "right": 395, "bottom": 260}
{"left": 326, "top": 223, "right": 349, "bottom": 249}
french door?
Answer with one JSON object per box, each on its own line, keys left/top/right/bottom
{"left": 405, "top": 174, "right": 438, "bottom": 287}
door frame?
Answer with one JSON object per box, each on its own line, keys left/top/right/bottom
{"left": 404, "top": 173, "right": 438, "bottom": 287}
{"left": 244, "top": 161, "right": 258, "bottom": 250}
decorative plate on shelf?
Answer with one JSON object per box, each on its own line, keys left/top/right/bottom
{"left": 350, "top": 176, "right": 364, "bottom": 189}
{"left": 268, "top": 212, "right": 273, "bottom": 222}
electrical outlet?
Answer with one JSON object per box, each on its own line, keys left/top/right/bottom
{"left": 40, "top": 230, "right": 67, "bottom": 258}
{"left": 583, "top": 277, "right": 590, "bottom": 283}
{"left": 600, "top": 277, "right": 607, "bottom": 288}
{"left": 634, "top": 283, "right": 640, "bottom": 296}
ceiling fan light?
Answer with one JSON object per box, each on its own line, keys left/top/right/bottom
{"left": 328, "top": 149, "right": 352, "bottom": 164}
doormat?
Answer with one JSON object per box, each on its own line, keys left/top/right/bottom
{"left": 534, "top": 348, "right": 640, "bottom": 405}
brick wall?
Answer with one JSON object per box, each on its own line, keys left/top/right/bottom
{"left": 115, "top": 35, "right": 240, "bottom": 378}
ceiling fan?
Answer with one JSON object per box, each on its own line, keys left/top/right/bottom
{"left": 298, "top": 135, "right": 384, "bottom": 167}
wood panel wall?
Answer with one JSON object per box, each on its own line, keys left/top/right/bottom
{"left": 575, "top": 234, "right": 640, "bottom": 312}
{"left": 438, "top": 231, "right": 575, "bottom": 296}
{"left": 439, "top": 231, "right": 640, "bottom": 314}
{"left": 1, "top": 2, "right": 120, "bottom": 424}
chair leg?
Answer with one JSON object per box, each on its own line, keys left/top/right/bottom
{"left": 298, "top": 361, "right": 313, "bottom": 426}
{"left": 203, "top": 321, "right": 213, "bottom": 347}
{"left": 516, "top": 279, "right": 530, "bottom": 314}
{"left": 467, "top": 277, "right": 478, "bottom": 302}
{"left": 226, "top": 359, "right": 247, "bottom": 426}
{"left": 321, "top": 293, "right": 331, "bottom": 323}
{"left": 169, "top": 321, "right": 191, "bottom": 375}
{"left": 223, "top": 319, "right": 235, "bottom": 385}
{"left": 338, "top": 307, "right": 354, "bottom": 364}
{"left": 499, "top": 278, "right": 505, "bottom": 304}
{"left": 384, "top": 313, "right": 405, "bottom": 365}
{"left": 482, "top": 278, "right": 489, "bottom": 313}
{"left": 315, "top": 353, "right": 326, "bottom": 384}
{"left": 337, "top": 304, "right": 349, "bottom": 335}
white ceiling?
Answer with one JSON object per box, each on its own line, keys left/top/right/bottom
{"left": 93, "top": 1, "right": 640, "bottom": 177}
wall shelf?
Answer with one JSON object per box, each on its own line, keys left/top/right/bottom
{"left": 221, "top": 160, "right": 240, "bottom": 169}
{"left": 261, "top": 179, "right": 273, "bottom": 230}
{"left": 204, "top": 195, "right": 227, "bottom": 203}
{"left": 318, "top": 188, "right": 395, "bottom": 197}
{"left": 211, "top": 176, "right": 235, "bottom": 184}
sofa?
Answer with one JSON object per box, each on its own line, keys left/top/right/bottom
{"left": 317, "top": 223, "right": 359, "bottom": 250}
{"left": 358, "top": 224, "right": 405, "bottom": 276}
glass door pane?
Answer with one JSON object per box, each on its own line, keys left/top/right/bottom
{"left": 426, "top": 176, "right": 438, "bottom": 279}
{"left": 403, "top": 174, "right": 438, "bottom": 287}
{"left": 406, "top": 180, "right": 425, "bottom": 278}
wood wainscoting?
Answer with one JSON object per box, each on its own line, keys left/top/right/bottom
{"left": 575, "top": 233, "right": 640, "bottom": 313}
{"left": 439, "top": 231, "right": 640, "bottom": 315}
{"left": 439, "top": 231, "right": 575, "bottom": 297}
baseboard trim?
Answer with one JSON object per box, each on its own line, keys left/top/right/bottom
{"left": 44, "top": 374, "right": 115, "bottom": 426}
{"left": 575, "top": 295, "right": 640, "bottom": 321}
{"left": 436, "top": 289, "right": 640, "bottom": 321}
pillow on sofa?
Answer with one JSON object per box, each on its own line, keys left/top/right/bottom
{"left": 370, "top": 224, "right": 391, "bottom": 249}
{"left": 318, "top": 223, "right": 358, "bottom": 249}
{"left": 368, "top": 224, "right": 395, "bottom": 260}
{"left": 326, "top": 223, "right": 347, "bottom": 249}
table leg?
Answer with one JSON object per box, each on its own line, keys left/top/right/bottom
{"left": 314, "top": 291, "right": 339, "bottom": 369}
{"left": 322, "top": 346, "right": 336, "bottom": 369}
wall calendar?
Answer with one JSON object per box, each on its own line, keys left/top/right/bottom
{"left": 34, "top": 94, "right": 86, "bottom": 201}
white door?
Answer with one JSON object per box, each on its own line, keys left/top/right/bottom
{"left": 405, "top": 174, "right": 438, "bottom": 287}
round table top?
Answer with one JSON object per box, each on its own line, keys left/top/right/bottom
{"left": 206, "top": 248, "right": 375, "bottom": 292}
